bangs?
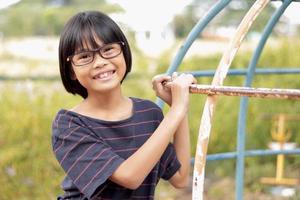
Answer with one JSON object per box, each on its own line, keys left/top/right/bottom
{"left": 71, "top": 17, "right": 121, "bottom": 53}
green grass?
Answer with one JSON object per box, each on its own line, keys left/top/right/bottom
{"left": 0, "top": 82, "right": 77, "bottom": 199}
{"left": 0, "top": 38, "right": 299, "bottom": 199}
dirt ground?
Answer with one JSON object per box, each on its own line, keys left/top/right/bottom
{"left": 156, "top": 176, "right": 300, "bottom": 200}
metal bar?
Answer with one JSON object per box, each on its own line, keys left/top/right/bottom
{"left": 236, "top": 1, "right": 292, "bottom": 199}
{"left": 189, "top": 84, "right": 300, "bottom": 100}
{"left": 165, "top": 0, "right": 232, "bottom": 76}
{"left": 193, "top": 1, "right": 270, "bottom": 199}
{"left": 188, "top": 68, "right": 300, "bottom": 77}
{"left": 244, "top": 149, "right": 300, "bottom": 157}
{"left": 190, "top": 148, "right": 300, "bottom": 163}
{"left": 156, "top": 0, "right": 232, "bottom": 108}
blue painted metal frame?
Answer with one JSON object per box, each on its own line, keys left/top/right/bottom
{"left": 190, "top": 148, "right": 300, "bottom": 162}
{"left": 156, "top": 0, "right": 232, "bottom": 108}
{"left": 236, "top": 1, "right": 294, "bottom": 199}
{"left": 157, "top": 0, "right": 300, "bottom": 199}
{"left": 187, "top": 68, "right": 300, "bottom": 77}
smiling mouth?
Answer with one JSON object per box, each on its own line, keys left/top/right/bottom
{"left": 93, "top": 70, "right": 116, "bottom": 79}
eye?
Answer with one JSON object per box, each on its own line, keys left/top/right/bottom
{"left": 77, "top": 52, "right": 93, "bottom": 60}
{"left": 102, "top": 45, "right": 115, "bottom": 53}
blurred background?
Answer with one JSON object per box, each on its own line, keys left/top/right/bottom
{"left": 0, "top": 0, "right": 299, "bottom": 199}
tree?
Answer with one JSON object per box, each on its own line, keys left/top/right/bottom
{"left": 0, "top": 0, "right": 123, "bottom": 37}
{"left": 171, "top": 0, "right": 276, "bottom": 39}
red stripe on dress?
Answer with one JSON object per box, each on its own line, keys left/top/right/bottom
{"left": 68, "top": 116, "right": 73, "bottom": 128}
{"left": 135, "top": 107, "right": 161, "bottom": 113}
{"left": 55, "top": 110, "right": 70, "bottom": 128}
{"left": 73, "top": 148, "right": 110, "bottom": 183}
{"left": 103, "top": 133, "right": 151, "bottom": 141}
{"left": 66, "top": 142, "right": 98, "bottom": 174}
{"left": 93, "top": 120, "right": 160, "bottom": 129}
{"left": 133, "top": 99, "right": 145, "bottom": 103}
{"left": 59, "top": 134, "right": 89, "bottom": 165}
{"left": 54, "top": 126, "right": 81, "bottom": 153}
{"left": 82, "top": 155, "right": 118, "bottom": 192}
{"left": 114, "top": 147, "right": 138, "bottom": 153}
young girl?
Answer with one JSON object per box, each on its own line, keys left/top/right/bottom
{"left": 52, "top": 10, "right": 196, "bottom": 200}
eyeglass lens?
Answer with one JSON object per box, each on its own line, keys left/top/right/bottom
{"left": 72, "top": 43, "right": 122, "bottom": 66}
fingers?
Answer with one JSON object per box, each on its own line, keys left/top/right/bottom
{"left": 171, "top": 72, "right": 178, "bottom": 81}
{"left": 152, "top": 74, "right": 171, "bottom": 91}
{"left": 171, "top": 72, "right": 197, "bottom": 86}
{"left": 152, "top": 72, "right": 197, "bottom": 91}
{"left": 152, "top": 74, "right": 171, "bottom": 85}
{"left": 191, "top": 75, "right": 198, "bottom": 85}
{"left": 152, "top": 74, "right": 173, "bottom": 105}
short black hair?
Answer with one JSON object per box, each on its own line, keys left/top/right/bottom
{"left": 58, "top": 10, "right": 132, "bottom": 99}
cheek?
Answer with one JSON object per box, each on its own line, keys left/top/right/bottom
{"left": 121, "top": 61, "right": 127, "bottom": 74}
{"left": 121, "top": 62, "right": 128, "bottom": 78}
{"left": 71, "top": 67, "right": 88, "bottom": 85}
{"left": 115, "top": 57, "right": 127, "bottom": 74}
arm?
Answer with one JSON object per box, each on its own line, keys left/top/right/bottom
{"left": 168, "top": 114, "right": 190, "bottom": 188}
{"left": 110, "top": 73, "right": 195, "bottom": 189}
{"left": 152, "top": 72, "right": 194, "bottom": 188}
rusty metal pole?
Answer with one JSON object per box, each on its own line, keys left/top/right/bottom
{"left": 189, "top": 84, "right": 300, "bottom": 100}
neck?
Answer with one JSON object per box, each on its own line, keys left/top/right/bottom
{"left": 85, "top": 87, "right": 126, "bottom": 110}
{"left": 71, "top": 86, "right": 133, "bottom": 121}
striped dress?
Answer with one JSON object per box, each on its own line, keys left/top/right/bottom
{"left": 51, "top": 97, "right": 181, "bottom": 200}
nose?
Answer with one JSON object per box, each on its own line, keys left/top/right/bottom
{"left": 92, "top": 53, "right": 108, "bottom": 68}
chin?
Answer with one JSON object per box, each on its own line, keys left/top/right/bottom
{"left": 96, "top": 81, "right": 121, "bottom": 93}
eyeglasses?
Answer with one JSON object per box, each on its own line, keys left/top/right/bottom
{"left": 67, "top": 42, "right": 124, "bottom": 66}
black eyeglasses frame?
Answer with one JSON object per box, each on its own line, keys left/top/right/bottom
{"left": 67, "top": 41, "right": 125, "bottom": 67}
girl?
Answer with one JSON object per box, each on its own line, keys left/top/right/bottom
{"left": 52, "top": 10, "right": 196, "bottom": 200}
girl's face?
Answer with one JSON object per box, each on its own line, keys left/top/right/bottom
{"left": 70, "top": 37, "right": 127, "bottom": 97}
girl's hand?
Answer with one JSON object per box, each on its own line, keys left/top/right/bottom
{"left": 152, "top": 72, "right": 197, "bottom": 108}
{"left": 169, "top": 72, "right": 197, "bottom": 112}
{"left": 152, "top": 74, "right": 172, "bottom": 106}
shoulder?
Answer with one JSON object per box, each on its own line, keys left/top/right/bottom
{"left": 131, "top": 97, "right": 164, "bottom": 122}
{"left": 52, "top": 109, "right": 84, "bottom": 130}
{"left": 131, "top": 97, "right": 162, "bottom": 112}
{"left": 51, "top": 109, "right": 92, "bottom": 144}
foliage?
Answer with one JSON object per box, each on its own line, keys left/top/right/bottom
{"left": 172, "top": 6, "right": 198, "bottom": 39}
{"left": 0, "top": 82, "right": 78, "bottom": 199}
{"left": 0, "top": 0, "right": 123, "bottom": 37}
{"left": 171, "top": 0, "right": 277, "bottom": 38}
{"left": 0, "top": 39, "right": 299, "bottom": 199}
{"left": 155, "top": 37, "right": 300, "bottom": 173}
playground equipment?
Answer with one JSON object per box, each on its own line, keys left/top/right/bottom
{"left": 156, "top": 0, "right": 300, "bottom": 199}
{"left": 260, "top": 114, "right": 299, "bottom": 186}
{"left": 163, "top": 83, "right": 300, "bottom": 99}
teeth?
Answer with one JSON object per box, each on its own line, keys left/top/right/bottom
{"left": 95, "top": 71, "right": 113, "bottom": 79}
{"left": 100, "top": 72, "right": 108, "bottom": 78}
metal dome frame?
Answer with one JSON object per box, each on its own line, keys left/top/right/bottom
{"left": 156, "top": 0, "right": 300, "bottom": 199}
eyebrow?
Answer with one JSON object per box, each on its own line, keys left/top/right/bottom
{"left": 75, "top": 41, "right": 116, "bottom": 54}
{"left": 74, "top": 37, "right": 103, "bottom": 54}
{"left": 74, "top": 48, "right": 93, "bottom": 54}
